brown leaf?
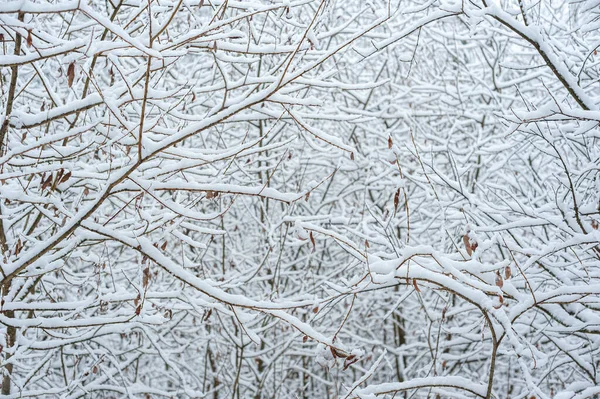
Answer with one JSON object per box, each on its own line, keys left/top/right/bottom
{"left": 388, "top": 136, "right": 393, "bottom": 149}
{"left": 393, "top": 189, "right": 400, "bottom": 212}
{"left": 302, "top": 335, "right": 308, "bottom": 343}
{"left": 463, "top": 234, "right": 472, "bottom": 256}
{"left": 312, "top": 306, "right": 319, "bottom": 314}
{"left": 331, "top": 347, "right": 348, "bottom": 359}
{"left": 309, "top": 231, "right": 316, "bottom": 253}
{"left": 504, "top": 266, "right": 512, "bottom": 280}
{"left": 143, "top": 267, "right": 150, "bottom": 288}
{"left": 495, "top": 271, "right": 503, "bottom": 289}
{"left": 67, "top": 62, "right": 75, "bottom": 87}
{"left": 55, "top": 168, "right": 64, "bottom": 184}
{"left": 41, "top": 173, "right": 53, "bottom": 191}
{"left": 206, "top": 190, "right": 215, "bottom": 199}
{"left": 15, "top": 239, "right": 23, "bottom": 256}
{"left": 365, "top": 239, "right": 370, "bottom": 248}
{"left": 412, "top": 279, "right": 421, "bottom": 292}
{"left": 161, "top": 241, "right": 168, "bottom": 251}
{"left": 60, "top": 170, "right": 71, "bottom": 184}
{"left": 349, "top": 152, "right": 354, "bottom": 161}
{"left": 343, "top": 355, "right": 358, "bottom": 370}
{"left": 305, "top": 191, "right": 310, "bottom": 201}
{"left": 27, "top": 29, "right": 32, "bottom": 47}
{"left": 135, "top": 304, "right": 142, "bottom": 315}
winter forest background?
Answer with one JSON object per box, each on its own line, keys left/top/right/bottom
{"left": 0, "top": 0, "right": 599, "bottom": 398}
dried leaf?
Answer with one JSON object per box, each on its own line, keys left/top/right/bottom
{"left": 143, "top": 267, "right": 150, "bottom": 288}
{"left": 463, "top": 233, "right": 478, "bottom": 256}
{"left": 504, "top": 266, "right": 512, "bottom": 280}
{"left": 495, "top": 271, "right": 503, "bottom": 289}
{"left": 302, "top": 335, "right": 308, "bottom": 343}
{"left": 463, "top": 234, "right": 472, "bottom": 256}
{"left": 15, "top": 239, "right": 23, "bottom": 256}
{"left": 27, "top": 29, "right": 32, "bottom": 47}
{"left": 135, "top": 304, "right": 142, "bottom": 315}
{"left": 305, "top": 191, "right": 310, "bottom": 201}
{"left": 393, "top": 189, "right": 400, "bottom": 212}
{"left": 41, "top": 173, "right": 53, "bottom": 191}
{"left": 309, "top": 231, "right": 316, "bottom": 253}
{"left": 330, "top": 347, "right": 348, "bottom": 359}
{"left": 67, "top": 62, "right": 75, "bottom": 87}
{"left": 312, "top": 306, "right": 319, "bottom": 314}
{"left": 388, "top": 136, "right": 393, "bottom": 149}
{"left": 60, "top": 171, "right": 71, "bottom": 184}
{"left": 161, "top": 241, "right": 168, "bottom": 251}
{"left": 330, "top": 346, "right": 337, "bottom": 359}
{"left": 365, "top": 239, "right": 370, "bottom": 248}
{"left": 412, "top": 279, "right": 421, "bottom": 292}
{"left": 343, "top": 355, "right": 358, "bottom": 370}
{"left": 349, "top": 152, "right": 354, "bottom": 161}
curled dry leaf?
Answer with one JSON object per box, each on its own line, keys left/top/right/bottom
{"left": 143, "top": 267, "right": 150, "bottom": 288}
{"left": 388, "top": 136, "right": 393, "bottom": 149}
{"left": 343, "top": 354, "right": 358, "bottom": 370}
{"left": 309, "top": 231, "right": 316, "bottom": 252}
{"left": 504, "top": 266, "right": 512, "bottom": 280}
{"left": 495, "top": 271, "right": 504, "bottom": 289}
{"left": 60, "top": 171, "right": 72, "bottom": 184}
{"left": 412, "top": 278, "right": 421, "bottom": 292}
{"left": 67, "top": 63, "right": 75, "bottom": 87}
{"left": 463, "top": 233, "right": 478, "bottom": 256}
